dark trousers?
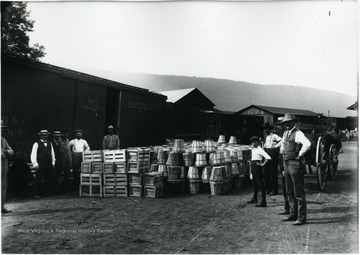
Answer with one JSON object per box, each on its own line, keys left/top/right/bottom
{"left": 2, "top": 158, "right": 9, "bottom": 209}
{"left": 265, "top": 148, "right": 279, "bottom": 193}
{"left": 284, "top": 159, "right": 307, "bottom": 222}
{"left": 62, "top": 156, "right": 72, "bottom": 189}
{"left": 34, "top": 160, "right": 53, "bottom": 195}
{"left": 279, "top": 154, "right": 290, "bottom": 211}
{"left": 72, "top": 152, "right": 83, "bottom": 187}
{"left": 251, "top": 161, "right": 266, "bottom": 203}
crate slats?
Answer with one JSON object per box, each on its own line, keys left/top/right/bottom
{"left": 80, "top": 173, "right": 102, "bottom": 185}
{"left": 144, "top": 185, "right": 164, "bottom": 198}
{"left": 128, "top": 173, "right": 143, "bottom": 185}
{"left": 143, "top": 172, "right": 163, "bottom": 186}
{"left": 114, "top": 162, "right": 127, "bottom": 173}
{"left": 103, "top": 150, "right": 127, "bottom": 162}
{"left": 82, "top": 150, "right": 103, "bottom": 162}
{"left": 79, "top": 184, "right": 103, "bottom": 197}
{"left": 129, "top": 185, "right": 143, "bottom": 197}
{"left": 104, "top": 173, "right": 128, "bottom": 186}
{"left": 92, "top": 162, "right": 104, "bottom": 173}
{"left": 81, "top": 162, "right": 92, "bottom": 173}
{"left": 127, "top": 148, "right": 151, "bottom": 162}
{"left": 127, "top": 161, "right": 150, "bottom": 174}
{"left": 103, "top": 185, "right": 128, "bottom": 197}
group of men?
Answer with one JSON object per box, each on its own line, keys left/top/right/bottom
{"left": 248, "top": 113, "right": 311, "bottom": 226}
{"left": 1, "top": 124, "right": 120, "bottom": 213}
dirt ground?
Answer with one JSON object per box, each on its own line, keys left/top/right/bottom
{"left": 1, "top": 141, "right": 358, "bottom": 254}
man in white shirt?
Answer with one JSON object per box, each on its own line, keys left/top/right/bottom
{"left": 262, "top": 123, "right": 282, "bottom": 196}
{"left": 30, "top": 130, "right": 56, "bottom": 198}
{"left": 279, "top": 114, "right": 311, "bottom": 226}
{"left": 247, "top": 136, "right": 271, "bottom": 207}
{"left": 69, "top": 129, "right": 90, "bottom": 187}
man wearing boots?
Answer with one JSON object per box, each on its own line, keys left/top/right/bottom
{"left": 279, "top": 114, "right": 311, "bottom": 226}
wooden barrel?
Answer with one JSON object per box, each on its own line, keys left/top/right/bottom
{"left": 187, "top": 166, "right": 200, "bottom": 180}
{"left": 173, "top": 139, "right": 185, "bottom": 153}
{"left": 166, "top": 152, "right": 182, "bottom": 166}
{"left": 189, "top": 180, "right": 201, "bottom": 195}
{"left": 204, "top": 140, "right": 216, "bottom": 153}
{"left": 168, "top": 166, "right": 181, "bottom": 181}
{"left": 230, "top": 150, "right": 239, "bottom": 163}
{"left": 183, "top": 152, "right": 195, "bottom": 167}
{"left": 231, "top": 162, "right": 240, "bottom": 176}
{"left": 195, "top": 153, "right": 207, "bottom": 167}
{"left": 217, "top": 135, "right": 226, "bottom": 144}
{"left": 209, "top": 151, "right": 225, "bottom": 166}
{"left": 191, "top": 140, "right": 204, "bottom": 153}
{"left": 180, "top": 166, "right": 187, "bottom": 179}
{"left": 223, "top": 150, "right": 232, "bottom": 164}
{"left": 158, "top": 164, "right": 168, "bottom": 178}
{"left": 229, "top": 136, "right": 237, "bottom": 144}
{"left": 157, "top": 150, "right": 169, "bottom": 164}
{"left": 210, "top": 181, "right": 223, "bottom": 195}
{"left": 150, "top": 164, "right": 159, "bottom": 172}
{"left": 201, "top": 166, "right": 212, "bottom": 183}
{"left": 210, "top": 166, "right": 225, "bottom": 182}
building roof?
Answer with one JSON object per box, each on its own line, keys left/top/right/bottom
{"left": 237, "top": 104, "right": 318, "bottom": 116}
{"left": 347, "top": 101, "right": 358, "bottom": 110}
{"left": 157, "top": 88, "right": 197, "bottom": 103}
{"left": 157, "top": 88, "right": 215, "bottom": 108}
{"left": 3, "top": 54, "right": 166, "bottom": 99}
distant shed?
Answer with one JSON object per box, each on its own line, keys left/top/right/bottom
{"left": 2, "top": 55, "right": 167, "bottom": 156}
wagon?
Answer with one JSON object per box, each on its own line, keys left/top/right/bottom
{"left": 303, "top": 115, "right": 342, "bottom": 191}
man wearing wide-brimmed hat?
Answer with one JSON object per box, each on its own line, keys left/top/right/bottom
{"left": 279, "top": 113, "right": 311, "bottom": 226}
{"left": 69, "top": 129, "right": 90, "bottom": 187}
{"left": 30, "top": 129, "right": 56, "bottom": 198}
{"left": 262, "top": 123, "right": 282, "bottom": 196}
{"left": 102, "top": 125, "right": 120, "bottom": 150}
{"left": 1, "top": 120, "right": 14, "bottom": 213}
{"left": 51, "top": 131, "right": 63, "bottom": 194}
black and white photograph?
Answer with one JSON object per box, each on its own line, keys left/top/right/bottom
{"left": 1, "top": 0, "right": 358, "bottom": 253}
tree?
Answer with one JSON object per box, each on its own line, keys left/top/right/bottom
{"left": 1, "top": 2, "right": 45, "bottom": 61}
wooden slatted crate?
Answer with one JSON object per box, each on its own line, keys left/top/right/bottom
{"left": 103, "top": 162, "right": 114, "bottom": 173}
{"left": 103, "top": 173, "right": 128, "bottom": 186}
{"left": 82, "top": 150, "right": 103, "bottom": 162}
{"left": 127, "top": 148, "right": 151, "bottom": 162}
{"left": 144, "top": 185, "right": 164, "bottom": 198}
{"left": 81, "top": 162, "right": 92, "bottom": 173}
{"left": 80, "top": 173, "right": 102, "bottom": 185}
{"left": 143, "top": 172, "right": 163, "bottom": 186}
{"left": 79, "top": 184, "right": 103, "bottom": 197}
{"left": 103, "top": 185, "right": 128, "bottom": 197}
{"left": 127, "top": 161, "right": 150, "bottom": 174}
{"left": 92, "top": 162, "right": 104, "bottom": 173}
{"left": 103, "top": 150, "right": 126, "bottom": 162}
{"left": 128, "top": 173, "right": 143, "bottom": 185}
{"left": 129, "top": 185, "right": 143, "bottom": 197}
{"left": 114, "top": 162, "right": 127, "bottom": 173}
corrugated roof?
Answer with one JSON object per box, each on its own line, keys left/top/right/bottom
{"left": 239, "top": 105, "right": 318, "bottom": 116}
{"left": 157, "top": 88, "right": 197, "bottom": 103}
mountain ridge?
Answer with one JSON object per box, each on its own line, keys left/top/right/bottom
{"left": 85, "top": 69, "right": 357, "bottom": 118}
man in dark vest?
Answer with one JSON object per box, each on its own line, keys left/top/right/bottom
{"left": 279, "top": 114, "right": 311, "bottom": 226}
{"left": 51, "top": 131, "right": 63, "bottom": 194}
{"left": 30, "top": 130, "right": 56, "bottom": 198}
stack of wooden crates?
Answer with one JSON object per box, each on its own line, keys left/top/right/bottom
{"left": 127, "top": 148, "right": 151, "bottom": 197}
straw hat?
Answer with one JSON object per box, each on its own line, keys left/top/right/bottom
{"left": 52, "top": 131, "right": 61, "bottom": 136}
{"left": 38, "top": 130, "right": 49, "bottom": 135}
{"left": 278, "top": 113, "right": 299, "bottom": 124}
{"left": 107, "top": 125, "right": 114, "bottom": 129}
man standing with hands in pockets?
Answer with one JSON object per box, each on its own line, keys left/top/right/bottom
{"left": 279, "top": 114, "right": 311, "bottom": 226}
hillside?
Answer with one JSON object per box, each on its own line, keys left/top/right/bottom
{"left": 86, "top": 69, "right": 357, "bottom": 118}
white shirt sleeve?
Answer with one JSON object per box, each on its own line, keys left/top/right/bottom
{"left": 30, "top": 142, "right": 39, "bottom": 167}
{"left": 295, "top": 131, "right": 311, "bottom": 157}
{"left": 50, "top": 143, "right": 56, "bottom": 166}
{"left": 84, "top": 140, "right": 90, "bottom": 151}
{"left": 259, "top": 147, "right": 271, "bottom": 160}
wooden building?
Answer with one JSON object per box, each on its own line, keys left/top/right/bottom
{"left": 2, "top": 55, "right": 167, "bottom": 156}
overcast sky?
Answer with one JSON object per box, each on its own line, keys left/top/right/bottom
{"left": 27, "top": 1, "right": 357, "bottom": 96}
